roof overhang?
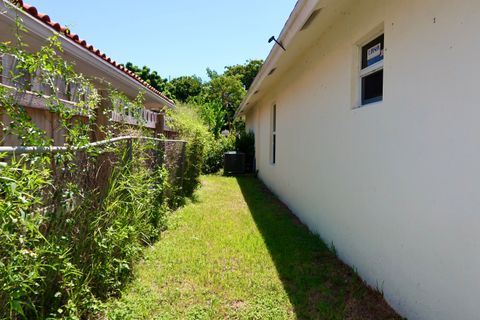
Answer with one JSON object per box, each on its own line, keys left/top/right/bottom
{"left": 236, "top": 0, "right": 350, "bottom": 118}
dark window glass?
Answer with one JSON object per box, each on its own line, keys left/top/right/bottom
{"left": 273, "top": 105, "right": 276, "bottom": 131}
{"left": 272, "top": 104, "right": 276, "bottom": 164}
{"left": 272, "top": 135, "right": 276, "bottom": 164}
{"left": 362, "top": 34, "right": 384, "bottom": 69}
{"left": 362, "top": 69, "right": 383, "bottom": 105}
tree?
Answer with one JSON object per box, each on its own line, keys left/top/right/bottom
{"left": 124, "top": 62, "right": 170, "bottom": 95}
{"left": 206, "top": 68, "right": 219, "bottom": 80}
{"left": 202, "top": 73, "right": 246, "bottom": 129}
{"left": 198, "top": 101, "right": 226, "bottom": 137}
{"left": 166, "top": 75, "right": 203, "bottom": 102}
{"left": 122, "top": 59, "right": 260, "bottom": 131}
{"left": 224, "top": 59, "right": 263, "bottom": 90}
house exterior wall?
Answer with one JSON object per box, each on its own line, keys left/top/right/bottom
{"left": 245, "top": 1, "right": 480, "bottom": 319}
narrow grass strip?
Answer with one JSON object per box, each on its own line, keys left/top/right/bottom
{"left": 105, "top": 175, "right": 401, "bottom": 320}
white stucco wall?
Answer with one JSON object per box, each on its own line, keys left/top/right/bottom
{"left": 245, "top": 1, "right": 480, "bottom": 319}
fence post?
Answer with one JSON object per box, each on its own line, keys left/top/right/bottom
{"left": 126, "top": 138, "right": 133, "bottom": 164}
{"left": 155, "top": 139, "right": 165, "bottom": 168}
{"left": 155, "top": 112, "right": 165, "bottom": 138}
{"left": 94, "top": 90, "right": 111, "bottom": 142}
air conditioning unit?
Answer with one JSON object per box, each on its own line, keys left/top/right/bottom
{"left": 224, "top": 151, "right": 245, "bottom": 175}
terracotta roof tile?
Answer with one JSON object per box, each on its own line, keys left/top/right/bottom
{"left": 23, "top": 4, "right": 36, "bottom": 15}
{"left": 14, "top": 0, "right": 173, "bottom": 104}
{"left": 41, "top": 15, "right": 50, "bottom": 22}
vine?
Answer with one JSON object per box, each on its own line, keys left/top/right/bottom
{"left": 0, "top": 10, "right": 183, "bottom": 320}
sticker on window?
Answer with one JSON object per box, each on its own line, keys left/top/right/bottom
{"left": 367, "top": 43, "right": 383, "bottom": 66}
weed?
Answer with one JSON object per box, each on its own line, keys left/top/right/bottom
{"left": 0, "top": 13, "right": 203, "bottom": 319}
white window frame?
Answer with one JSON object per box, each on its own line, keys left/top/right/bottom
{"left": 358, "top": 32, "right": 384, "bottom": 107}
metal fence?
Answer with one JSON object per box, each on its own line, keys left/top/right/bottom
{"left": 0, "top": 136, "right": 187, "bottom": 208}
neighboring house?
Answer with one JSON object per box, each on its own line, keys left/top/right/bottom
{"left": 0, "top": 0, "right": 175, "bottom": 145}
{"left": 237, "top": 1, "right": 480, "bottom": 319}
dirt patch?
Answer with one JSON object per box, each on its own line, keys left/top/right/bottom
{"left": 312, "top": 248, "right": 402, "bottom": 319}
{"left": 344, "top": 293, "right": 401, "bottom": 320}
{"left": 229, "top": 299, "right": 246, "bottom": 311}
{"left": 259, "top": 185, "right": 305, "bottom": 226}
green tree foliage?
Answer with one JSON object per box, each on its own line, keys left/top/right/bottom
{"left": 124, "top": 62, "right": 171, "bottom": 97}
{"left": 198, "top": 60, "right": 263, "bottom": 129}
{"left": 224, "top": 59, "right": 263, "bottom": 90}
{"left": 166, "top": 75, "right": 203, "bottom": 102}
{"left": 198, "top": 101, "right": 226, "bottom": 137}
{"left": 202, "top": 70, "right": 246, "bottom": 129}
{"left": 124, "top": 60, "right": 263, "bottom": 132}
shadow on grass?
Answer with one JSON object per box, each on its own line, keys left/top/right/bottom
{"left": 235, "top": 176, "right": 402, "bottom": 320}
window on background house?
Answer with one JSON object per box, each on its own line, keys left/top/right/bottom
{"left": 271, "top": 104, "right": 276, "bottom": 164}
{"left": 360, "top": 34, "right": 384, "bottom": 106}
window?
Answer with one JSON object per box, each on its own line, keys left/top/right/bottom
{"left": 271, "top": 104, "right": 276, "bottom": 164}
{"left": 360, "top": 34, "right": 384, "bottom": 106}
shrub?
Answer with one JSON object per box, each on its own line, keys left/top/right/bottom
{"left": 167, "top": 104, "right": 211, "bottom": 196}
{"left": 167, "top": 105, "right": 250, "bottom": 175}
{"left": 0, "top": 138, "right": 177, "bottom": 319}
{"left": 0, "top": 19, "right": 187, "bottom": 319}
{"left": 203, "top": 134, "right": 236, "bottom": 174}
{"left": 235, "top": 130, "right": 255, "bottom": 157}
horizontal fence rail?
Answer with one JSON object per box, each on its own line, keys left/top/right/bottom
{"left": 0, "top": 136, "right": 188, "bottom": 203}
{"left": 0, "top": 136, "right": 186, "bottom": 154}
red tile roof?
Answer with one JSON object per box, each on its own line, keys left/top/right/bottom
{"left": 14, "top": 0, "right": 173, "bottom": 105}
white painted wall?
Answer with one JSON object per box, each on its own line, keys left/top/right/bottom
{"left": 245, "top": 1, "right": 480, "bottom": 319}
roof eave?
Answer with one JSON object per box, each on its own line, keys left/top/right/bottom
{"left": 235, "top": 0, "right": 319, "bottom": 118}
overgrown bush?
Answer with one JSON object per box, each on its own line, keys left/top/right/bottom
{"left": 235, "top": 130, "right": 255, "bottom": 157}
{"left": 203, "top": 134, "right": 236, "bottom": 174}
{"left": 0, "top": 14, "right": 188, "bottom": 319}
{"left": 167, "top": 104, "right": 257, "bottom": 175}
{"left": 203, "top": 130, "right": 255, "bottom": 174}
{"left": 0, "top": 140, "right": 173, "bottom": 319}
{"left": 236, "top": 130, "right": 255, "bottom": 173}
{"left": 168, "top": 104, "right": 250, "bottom": 176}
{"left": 167, "top": 104, "right": 211, "bottom": 196}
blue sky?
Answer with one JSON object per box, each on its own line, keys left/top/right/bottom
{"left": 26, "top": 0, "right": 296, "bottom": 81}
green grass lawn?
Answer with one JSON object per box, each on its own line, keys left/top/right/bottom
{"left": 104, "top": 175, "right": 401, "bottom": 320}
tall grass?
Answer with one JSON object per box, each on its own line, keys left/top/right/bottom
{"left": 0, "top": 14, "right": 199, "bottom": 318}
{"left": 0, "top": 139, "right": 186, "bottom": 319}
